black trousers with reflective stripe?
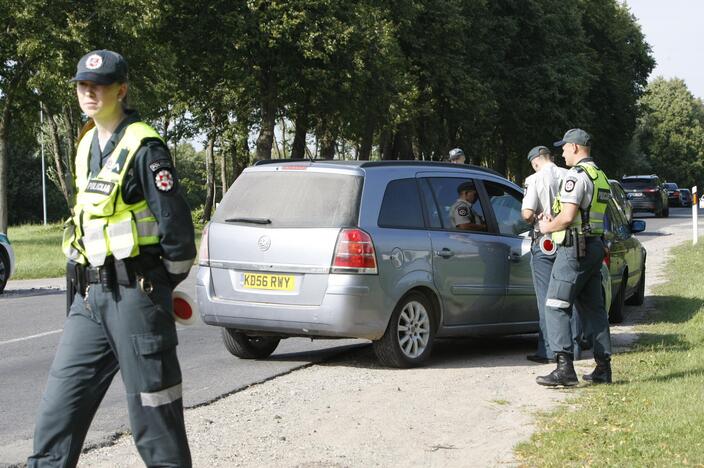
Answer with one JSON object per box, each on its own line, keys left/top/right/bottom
{"left": 28, "top": 265, "right": 191, "bottom": 467}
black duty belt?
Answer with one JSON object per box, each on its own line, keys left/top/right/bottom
{"left": 84, "top": 254, "right": 161, "bottom": 287}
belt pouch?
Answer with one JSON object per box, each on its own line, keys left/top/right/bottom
{"left": 115, "top": 259, "right": 136, "bottom": 286}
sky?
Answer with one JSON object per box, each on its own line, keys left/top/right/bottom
{"left": 625, "top": 0, "right": 704, "bottom": 99}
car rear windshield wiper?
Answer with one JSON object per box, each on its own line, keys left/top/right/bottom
{"left": 225, "top": 217, "right": 272, "bottom": 224}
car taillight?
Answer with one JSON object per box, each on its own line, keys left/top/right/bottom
{"left": 674, "top": 190, "right": 680, "bottom": 197}
{"left": 603, "top": 251, "right": 610, "bottom": 268}
{"left": 198, "top": 223, "right": 210, "bottom": 266}
{"left": 643, "top": 188, "right": 656, "bottom": 192}
{"left": 331, "top": 228, "right": 377, "bottom": 274}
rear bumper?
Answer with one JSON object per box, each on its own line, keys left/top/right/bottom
{"left": 630, "top": 199, "right": 657, "bottom": 211}
{"left": 196, "top": 267, "right": 390, "bottom": 340}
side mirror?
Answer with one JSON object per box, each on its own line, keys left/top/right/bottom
{"left": 631, "top": 219, "right": 646, "bottom": 233}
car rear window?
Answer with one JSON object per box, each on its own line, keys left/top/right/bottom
{"left": 378, "top": 178, "right": 425, "bottom": 229}
{"left": 214, "top": 170, "right": 362, "bottom": 228}
{"left": 621, "top": 178, "right": 656, "bottom": 189}
{"left": 663, "top": 183, "right": 678, "bottom": 190}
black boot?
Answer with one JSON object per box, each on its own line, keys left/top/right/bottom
{"left": 583, "top": 356, "right": 612, "bottom": 384}
{"left": 536, "top": 353, "right": 579, "bottom": 387}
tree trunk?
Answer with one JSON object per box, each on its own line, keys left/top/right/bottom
{"left": 43, "top": 104, "right": 72, "bottom": 207}
{"left": 291, "top": 117, "right": 307, "bottom": 159}
{"left": 62, "top": 106, "right": 76, "bottom": 202}
{"left": 280, "top": 117, "right": 287, "bottom": 158}
{"left": 318, "top": 123, "right": 336, "bottom": 160}
{"left": 255, "top": 77, "right": 276, "bottom": 160}
{"left": 202, "top": 133, "right": 216, "bottom": 222}
{"left": 359, "top": 114, "right": 375, "bottom": 161}
{"left": 380, "top": 129, "right": 394, "bottom": 160}
{"left": 220, "top": 144, "right": 228, "bottom": 200}
{"left": 0, "top": 101, "right": 10, "bottom": 232}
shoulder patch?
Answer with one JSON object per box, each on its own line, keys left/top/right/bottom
{"left": 149, "top": 159, "right": 172, "bottom": 173}
{"left": 154, "top": 169, "right": 175, "bottom": 192}
{"left": 564, "top": 179, "right": 576, "bottom": 192}
{"left": 457, "top": 206, "right": 469, "bottom": 217}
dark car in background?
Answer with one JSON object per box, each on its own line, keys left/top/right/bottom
{"left": 621, "top": 175, "right": 669, "bottom": 217}
{"left": 609, "top": 179, "right": 633, "bottom": 222}
{"left": 602, "top": 199, "right": 646, "bottom": 323}
{"left": 0, "top": 232, "right": 16, "bottom": 293}
{"left": 679, "top": 188, "right": 693, "bottom": 207}
{"left": 663, "top": 182, "right": 681, "bottom": 207}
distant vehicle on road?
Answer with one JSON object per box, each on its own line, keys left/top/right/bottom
{"left": 621, "top": 175, "right": 669, "bottom": 217}
{"left": 0, "top": 232, "right": 16, "bottom": 293}
{"left": 609, "top": 179, "right": 633, "bottom": 222}
{"left": 663, "top": 182, "right": 681, "bottom": 207}
{"left": 679, "top": 188, "right": 693, "bottom": 207}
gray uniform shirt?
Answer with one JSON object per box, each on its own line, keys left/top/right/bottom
{"left": 558, "top": 159, "right": 597, "bottom": 211}
{"left": 449, "top": 199, "right": 480, "bottom": 227}
{"left": 522, "top": 162, "right": 568, "bottom": 218}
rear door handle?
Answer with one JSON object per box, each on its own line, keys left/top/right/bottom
{"left": 435, "top": 248, "right": 455, "bottom": 259}
{"left": 508, "top": 252, "right": 522, "bottom": 263}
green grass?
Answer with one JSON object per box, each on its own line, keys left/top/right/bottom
{"left": 7, "top": 223, "right": 203, "bottom": 280}
{"left": 516, "top": 241, "right": 704, "bottom": 467}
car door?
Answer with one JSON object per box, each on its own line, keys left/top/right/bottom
{"left": 418, "top": 175, "right": 506, "bottom": 326}
{"left": 609, "top": 202, "right": 643, "bottom": 293}
{"left": 481, "top": 180, "right": 537, "bottom": 324}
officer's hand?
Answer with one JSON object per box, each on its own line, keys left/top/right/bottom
{"left": 167, "top": 272, "right": 189, "bottom": 290}
{"left": 538, "top": 219, "right": 550, "bottom": 234}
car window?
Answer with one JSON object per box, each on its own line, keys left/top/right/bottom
{"left": 378, "top": 178, "right": 425, "bottom": 229}
{"left": 427, "top": 177, "right": 487, "bottom": 232}
{"left": 214, "top": 171, "right": 362, "bottom": 228}
{"left": 483, "top": 181, "right": 532, "bottom": 236}
{"left": 621, "top": 178, "right": 656, "bottom": 190}
{"left": 605, "top": 202, "right": 630, "bottom": 239}
{"left": 418, "top": 179, "right": 442, "bottom": 229}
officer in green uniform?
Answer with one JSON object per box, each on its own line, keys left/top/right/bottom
{"left": 535, "top": 129, "right": 613, "bottom": 387}
{"left": 29, "top": 50, "right": 194, "bottom": 467}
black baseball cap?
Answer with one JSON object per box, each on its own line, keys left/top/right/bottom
{"left": 457, "top": 181, "right": 476, "bottom": 193}
{"left": 553, "top": 128, "right": 591, "bottom": 147}
{"left": 527, "top": 145, "right": 550, "bottom": 162}
{"left": 71, "top": 50, "right": 128, "bottom": 85}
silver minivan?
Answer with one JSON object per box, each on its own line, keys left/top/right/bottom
{"left": 196, "top": 160, "right": 555, "bottom": 367}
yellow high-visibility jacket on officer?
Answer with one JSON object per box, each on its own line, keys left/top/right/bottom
{"left": 551, "top": 162, "right": 611, "bottom": 245}
{"left": 63, "top": 122, "right": 161, "bottom": 266}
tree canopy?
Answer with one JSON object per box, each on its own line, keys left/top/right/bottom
{"left": 1, "top": 0, "right": 662, "bottom": 229}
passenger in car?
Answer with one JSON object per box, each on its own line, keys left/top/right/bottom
{"left": 450, "top": 181, "right": 486, "bottom": 231}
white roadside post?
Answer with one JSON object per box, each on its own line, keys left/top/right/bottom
{"left": 693, "top": 185, "right": 698, "bottom": 245}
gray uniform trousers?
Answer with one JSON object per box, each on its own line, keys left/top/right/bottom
{"left": 544, "top": 237, "right": 612, "bottom": 358}
{"left": 530, "top": 243, "right": 583, "bottom": 360}
{"left": 28, "top": 264, "right": 191, "bottom": 467}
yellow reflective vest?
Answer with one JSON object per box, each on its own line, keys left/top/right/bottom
{"left": 63, "top": 122, "right": 161, "bottom": 265}
{"left": 551, "top": 162, "right": 611, "bottom": 245}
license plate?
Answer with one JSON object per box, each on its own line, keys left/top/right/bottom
{"left": 242, "top": 273, "right": 295, "bottom": 291}
{"left": 629, "top": 193, "right": 643, "bottom": 198}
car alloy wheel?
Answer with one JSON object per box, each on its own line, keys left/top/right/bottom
{"left": 373, "top": 291, "right": 436, "bottom": 368}
{"left": 397, "top": 300, "right": 431, "bottom": 359}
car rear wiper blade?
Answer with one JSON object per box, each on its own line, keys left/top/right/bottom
{"left": 225, "top": 217, "right": 272, "bottom": 224}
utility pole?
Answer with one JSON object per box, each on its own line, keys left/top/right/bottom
{"left": 39, "top": 104, "right": 47, "bottom": 225}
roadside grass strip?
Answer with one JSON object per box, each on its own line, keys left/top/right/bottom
{"left": 8, "top": 223, "right": 203, "bottom": 280}
{"left": 516, "top": 241, "right": 704, "bottom": 467}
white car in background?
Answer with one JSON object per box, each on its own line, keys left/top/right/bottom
{"left": 0, "top": 232, "right": 16, "bottom": 293}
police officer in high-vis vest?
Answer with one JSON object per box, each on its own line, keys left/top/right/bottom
{"left": 535, "top": 129, "right": 613, "bottom": 387}
{"left": 521, "top": 145, "right": 585, "bottom": 364}
{"left": 29, "top": 50, "right": 194, "bottom": 467}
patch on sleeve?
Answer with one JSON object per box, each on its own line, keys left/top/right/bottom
{"left": 457, "top": 206, "right": 469, "bottom": 217}
{"left": 149, "top": 159, "right": 172, "bottom": 173}
{"left": 564, "top": 179, "right": 576, "bottom": 192}
{"left": 154, "top": 169, "right": 174, "bottom": 192}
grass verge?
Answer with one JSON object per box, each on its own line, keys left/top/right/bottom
{"left": 7, "top": 223, "right": 203, "bottom": 280}
{"left": 516, "top": 241, "right": 704, "bottom": 466}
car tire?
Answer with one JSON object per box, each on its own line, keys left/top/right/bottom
{"left": 0, "top": 249, "right": 9, "bottom": 294}
{"left": 625, "top": 263, "right": 645, "bottom": 306}
{"left": 373, "top": 292, "right": 437, "bottom": 368}
{"left": 221, "top": 329, "right": 280, "bottom": 359}
{"left": 608, "top": 273, "right": 627, "bottom": 324}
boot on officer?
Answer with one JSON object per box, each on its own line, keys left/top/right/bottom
{"left": 28, "top": 50, "right": 195, "bottom": 467}
{"left": 535, "top": 129, "right": 613, "bottom": 387}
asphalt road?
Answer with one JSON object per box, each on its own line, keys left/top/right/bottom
{"left": 0, "top": 205, "right": 700, "bottom": 464}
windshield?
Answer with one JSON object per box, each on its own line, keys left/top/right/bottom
{"left": 621, "top": 179, "right": 656, "bottom": 190}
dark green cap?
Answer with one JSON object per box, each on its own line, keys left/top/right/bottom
{"left": 71, "top": 50, "right": 128, "bottom": 85}
{"left": 527, "top": 145, "right": 550, "bottom": 162}
{"left": 553, "top": 128, "right": 591, "bottom": 147}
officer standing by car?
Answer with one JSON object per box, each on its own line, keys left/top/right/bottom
{"left": 28, "top": 50, "right": 194, "bottom": 467}
{"left": 536, "top": 129, "right": 613, "bottom": 387}
{"left": 521, "top": 145, "right": 586, "bottom": 363}
{"left": 448, "top": 147, "right": 466, "bottom": 164}
{"left": 450, "top": 181, "right": 486, "bottom": 231}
